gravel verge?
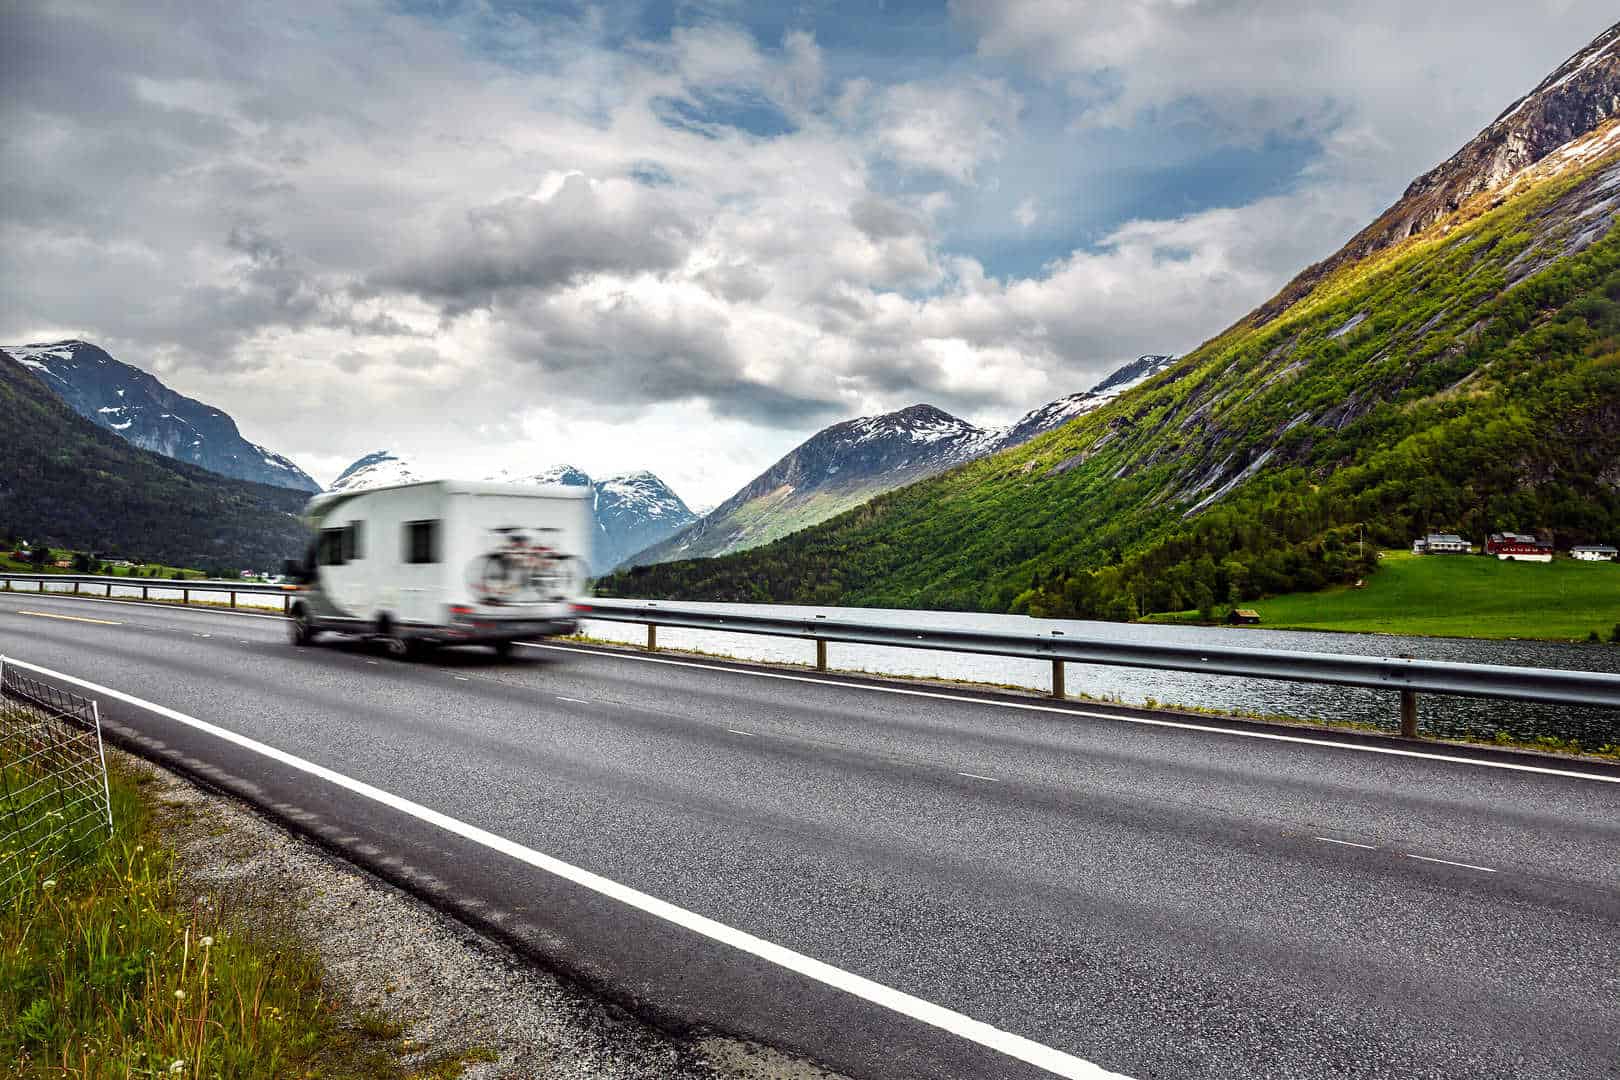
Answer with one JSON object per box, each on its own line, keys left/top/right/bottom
{"left": 123, "top": 749, "right": 848, "bottom": 1080}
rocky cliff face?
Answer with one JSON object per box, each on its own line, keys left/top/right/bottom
{"left": 1257, "top": 19, "right": 1620, "bottom": 323}
{"left": 4, "top": 340, "right": 319, "bottom": 492}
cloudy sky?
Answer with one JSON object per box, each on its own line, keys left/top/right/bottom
{"left": 3, "top": 1, "right": 1615, "bottom": 504}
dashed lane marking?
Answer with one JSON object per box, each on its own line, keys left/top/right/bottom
{"left": 0, "top": 655, "right": 1133, "bottom": 1080}
{"left": 1403, "top": 854, "right": 1497, "bottom": 873}
{"left": 1314, "top": 837, "right": 1377, "bottom": 850}
{"left": 727, "top": 728, "right": 756, "bottom": 737}
{"left": 15, "top": 609, "right": 123, "bottom": 626}
{"left": 557, "top": 696, "right": 591, "bottom": 705}
{"left": 957, "top": 772, "right": 1000, "bottom": 782}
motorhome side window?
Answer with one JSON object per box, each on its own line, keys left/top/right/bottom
{"left": 342, "top": 522, "right": 363, "bottom": 561}
{"left": 404, "top": 520, "right": 440, "bottom": 564}
{"left": 317, "top": 527, "right": 346, "bottom": 566}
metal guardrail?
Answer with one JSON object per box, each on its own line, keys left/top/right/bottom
{"left": 0, "top": 571, "right": 292, "bottom": 611}
{"left": 5, "top": 574, "right": 1619, "bottom": 737}
{"left": 579, "top": 598, "right": 1620, "bottom": 737}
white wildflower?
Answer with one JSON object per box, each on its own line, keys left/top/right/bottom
{"left": 174, "top": 989, "right": 185, "bottom": 1000}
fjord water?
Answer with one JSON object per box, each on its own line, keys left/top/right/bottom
{"left": 582, "top": 602, "right": 1620, "bottom": 748}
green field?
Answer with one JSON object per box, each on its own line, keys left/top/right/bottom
{"left": 1156, "top": 550, "right": 1620, "bottom": 640}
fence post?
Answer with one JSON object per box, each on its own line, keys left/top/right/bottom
{"left": 816, "top": 639, "right": 828, "bottom": 672}
{"left": 646, "top": 623, "right": 658, "bottom": 651}
{"left": 1051, "top": 659, "right": 1066, "bottom": 699}
{"left": 1400, "top": 689, "right": 1419, "bottom": 738}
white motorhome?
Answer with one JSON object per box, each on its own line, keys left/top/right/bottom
{"left": 287, "top": 480, "right": 592, "bottom": 657}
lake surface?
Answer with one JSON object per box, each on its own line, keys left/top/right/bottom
{"left": 581, "top": 600, "right": 1620, "bottom": 749}
{"left": 25, "top": 580, "right": 1615, "bottom": 747}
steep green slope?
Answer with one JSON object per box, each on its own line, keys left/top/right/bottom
{"left": 0, "top": 350, "right": 310, "bottom": 572}
{"left": 604, "top": 130, "right": 1620, "bottom": 616}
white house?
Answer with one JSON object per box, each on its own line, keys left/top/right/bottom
{"left": 1414, "top": 533, "right": 1472, "bottom": 555}
{"left": 1571, "top": 544, "right": 1618, "bottom": 562}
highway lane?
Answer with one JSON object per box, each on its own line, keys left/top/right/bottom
{"left": 3, "top": 592, "right": 1618, "bottom": 1080}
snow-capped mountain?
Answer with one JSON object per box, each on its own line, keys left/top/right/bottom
{"left": 327, "top": 450, "right": 421, "bottom": 493}
{"left": 629, "top": 356, "right": 1178, "bottom": 567}
{"left": 327, "top": 454, "right": 695, "bottom": 573}
{"left": 485, "top": 464, "right": 697, "bottom": 572}
{"left": 6, "top": 340, "right": 320, "bottom": 492}
{"left": 989, "top": 354, "right": 1177, "bottom": 451}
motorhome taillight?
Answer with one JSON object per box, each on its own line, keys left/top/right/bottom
{"left": 449, "top": 605, "right": 475, "bottom": 620}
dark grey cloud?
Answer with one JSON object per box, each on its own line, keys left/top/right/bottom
{"left": 849, "top": 195, "right": 927, "bottom": 240}
{"left": 377, "top": 176, "right": 698, "bottom": 312}
{"left": 496, "top": 291, "right": 843, "bottom": 426}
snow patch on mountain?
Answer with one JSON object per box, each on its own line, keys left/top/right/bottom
{"left": 328, "top": 450, "right": 420, "bottom": 492}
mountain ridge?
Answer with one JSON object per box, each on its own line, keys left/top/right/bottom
{"left": 629, "top": 355, "right": 1177, "bottom": 566}
{"left": 5, "top": 340, "right": 320, "bottom": 492}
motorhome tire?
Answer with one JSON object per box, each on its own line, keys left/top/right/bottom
{"left": 492, "top": 640, "right": 515, "bottom": 659}
{"left": 289, "top": 609, "right": 314, "bottom": 646}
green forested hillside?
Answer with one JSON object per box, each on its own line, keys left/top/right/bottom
{"left": 0, "top": 351, "right": 310, "bottom": 573}
{"left": 604, "top": 131, "right": 1620, "bottom": 617}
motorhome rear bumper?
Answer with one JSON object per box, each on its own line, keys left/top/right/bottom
{"left": 435, "top": 618, "right": 578, "bottom": 643}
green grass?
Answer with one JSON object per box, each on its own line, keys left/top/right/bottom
{"left": 1156, "top": 550, "right": 1620, "bottom": 640}
{"left": 0, "top": 551, "right": 205, "bottom": 579}
{"left": 0, "top": 733, "right": 481, "bottom": 1078}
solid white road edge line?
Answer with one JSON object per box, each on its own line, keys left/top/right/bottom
{"left": 0, "top": 654, "right": 1131, "bottom": 1080}
{"left": 523, "top": 642, "right": 1620, "bottom": 786}
{"left": 1403, "top": 854, "right": 1497, "bottom": 872}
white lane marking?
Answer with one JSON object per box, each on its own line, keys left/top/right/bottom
{"left": 957, "top": 772, "right": 1000, "bottom": 782}
{"left": 0, "top": 593, "right": 286, "bottom": 620}
{"left": 523, "top": 643, "right": 1620, "bottom": 786}
{"left": 557, "top": 696, "right": 590, "bottom": 704}
{"left": 15, "top": 609, "right": 123, "bottom": 626}
{"left": 366, "top": 660, "right": 380, "bottom": 666}
{"left": 727, "top": 728, "right": 756, "bottom": 737}
{"left": 454, "top": 675, "right": 470, "bottom": 682}
{"left": 0, "top": 655, "right": 1129, "bottom": 1080}
{"left": 1403, "top": 854, "right": 1497, "bottom": 873}
{"left": 1314, "top": 837, "right": 1377, "bottom": 850}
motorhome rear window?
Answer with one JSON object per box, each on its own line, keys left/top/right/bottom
{"left": 404, "top": 520, "right": 439, "bottom": 564}
{"left": 317, "top": 528, "right": 346, "bottom": 566}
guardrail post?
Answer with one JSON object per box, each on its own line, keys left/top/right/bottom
{"left": 72, "top": 580, "right": 80, "bottom": 596}
{"left": 142, "top": 585, "right": 149, "bottom": 601}
{"left": 230, "top": 590, "right": 237, "bottom": 608}
{"left": 816, "top": 639, "right": 828, "bottom": 672}
{"left": 182, "top": 588, "right": 189, "bottom": 606}
{"left": 1051, "top": 659, "right": 1065, "bottom": 699}
{"left": 106, "top": 582, "right": 112, "bottom": 597}
{"left": 283, "top": 595, "right": 290, "bottom": 615}
{"left": 646, "top": 623, "right": 657, "bottom": 651}
{"left": 1400, "top": 689, "right": 1419, "bottom": 738}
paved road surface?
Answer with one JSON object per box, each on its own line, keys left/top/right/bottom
{"left": 2, "top": 591, "right": 1617, "bottom": 1080}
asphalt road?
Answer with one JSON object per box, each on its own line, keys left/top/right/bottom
{"left": 3, "top": 591, "right": 1618, "bottom": 1080}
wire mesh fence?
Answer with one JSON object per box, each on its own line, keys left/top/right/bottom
{"left": 0, "top": 658, "right": 113, "bottom": 898}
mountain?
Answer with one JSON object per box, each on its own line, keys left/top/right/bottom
{"left": 628, "top": 355, "right": 1177, "bottom": 567}
{"left": 328, "top": 451, "right": 421, "bottom": 493}
{"left": 4, "top": 340, "right": 319, "bottom": 492}
{"left": 328, "top": 454, "right": 695, "bottom": 573}
{"left": 603, "top": 21, "right": 1620, "bottom": 618}
{"left": 0, "top": 349, "right": 309, "bottom": 572}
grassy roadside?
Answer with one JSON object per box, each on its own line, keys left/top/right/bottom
{"left": 1, "top": 746, "right": 485, "bottom": 1078}
{"left": 1144, "top": 550, "right": 1620, "bottom": 641}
